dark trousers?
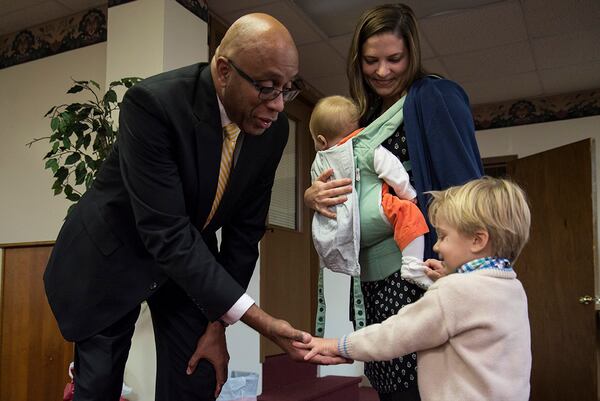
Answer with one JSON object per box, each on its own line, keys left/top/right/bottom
{"left": 73, "top": 281, "right": 216, "bottom": 401}
{"left": 378, "top": 385, "right": 421, "bottom": 401}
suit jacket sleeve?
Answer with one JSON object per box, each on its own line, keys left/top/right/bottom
{"left": 217, "top": 120, "right": 289, "bottom": 289}
{"left": 117, "top": 83, "right": 245, "bottom": 321}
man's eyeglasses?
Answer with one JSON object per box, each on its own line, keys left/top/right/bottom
{"left": 227, "top": 59, "right": 302, "bottom": 103}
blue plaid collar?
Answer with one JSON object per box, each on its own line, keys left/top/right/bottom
{"left": 457, "top": 257, "right": 513, "bottom": 274}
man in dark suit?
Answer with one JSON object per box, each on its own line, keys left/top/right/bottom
{"left": 44, "top": 13, "right": 339, "bottom": 401}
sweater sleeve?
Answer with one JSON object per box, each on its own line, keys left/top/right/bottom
{"left": 342, "top": 285, "right": 450, "bottom": 361}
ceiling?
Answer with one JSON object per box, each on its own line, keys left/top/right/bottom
{"left": 2, "top": 0, "right": 599, "bottom": 105}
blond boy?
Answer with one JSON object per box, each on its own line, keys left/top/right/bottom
{"left": 296, "top": 177, "right": 532, "bottom": 401}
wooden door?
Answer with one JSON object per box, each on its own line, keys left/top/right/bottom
{"left": 507, "top": 139, "right": 597, "bottom": 400}
{"left": 1, "top": 243, "right": 73, "bottom": 401}
{"left": 260, "top": 97, "right": 318, "bottom": 359}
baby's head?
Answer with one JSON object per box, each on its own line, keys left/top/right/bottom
{"left": 428, "top": 177, "right": 531, "bottom": 272}
{"left": 309, "top": 96, "right": 360, "bottom": 151}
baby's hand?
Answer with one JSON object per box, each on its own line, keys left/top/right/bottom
{"left": 292, "top": 337, "right": 345, "bottom": 362}
{"left": 424, "top": 259, "right": 447, "bottom": 281}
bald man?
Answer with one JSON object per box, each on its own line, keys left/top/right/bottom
{"left": 44, "top": 14, "right": 340, "bottom": 401}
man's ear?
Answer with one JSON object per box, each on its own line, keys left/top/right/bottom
{"left": 471, "top": 230, "right": 490, "bottom": 253}
{"left": 316, "top": 134, "right": 329, "bottom": 150}
{"left": 215, "top": 57, "right": 231, "bottom": 87}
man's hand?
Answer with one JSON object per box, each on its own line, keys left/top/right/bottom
{"left": 292, "top": 337, "right": 346, "bottom": 362}
{"left": 241, "top": 304, "right": 349, "bottom": 365}
{"left": 304, "top": 168, "right": 352, "bottom": 219}
{"left": 186, "top": 321, "right": 229, "bottom": 398}
{"left": 424, "top": 259, "right": 448, "bottom": 282}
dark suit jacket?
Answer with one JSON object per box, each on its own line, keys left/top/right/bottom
{"left": 44, "top": 63, "right": 289, "bottom": 341}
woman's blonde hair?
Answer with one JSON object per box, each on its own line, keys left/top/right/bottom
{"left": 347, "top": 3, "right": 427, "bottom": 119}
{"left": 428, "top": 177, "right": 531, "bottom": 261}
{"left": 309, "top": 95, "right": 360, "bottom": 141}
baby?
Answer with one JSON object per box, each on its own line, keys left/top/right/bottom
{"left": 296, "top": 177, "right": 532, "bottom": 401}
{"left": 309, "top": 95, "right": 431, "bottom": 288}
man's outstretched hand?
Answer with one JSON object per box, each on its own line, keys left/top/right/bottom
{"left": 242, "top": 304, "right": 350, "bottom": 365}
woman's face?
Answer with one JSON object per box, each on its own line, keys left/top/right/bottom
{"left": 361, "top": 32, "right": 409, "bottom": 103}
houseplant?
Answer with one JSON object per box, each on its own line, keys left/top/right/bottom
{"left": 27, "top": 77, "right": 141, "bottom": 211}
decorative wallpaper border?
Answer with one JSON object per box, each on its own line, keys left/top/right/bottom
{"left": 108, "top": 0, "right": 136, "bottom": 6}
{"left": 175, "top": 0, "right": 208, "bottom": 22}
{"left": 0, "top": 0, "right": 208, "bottom": 70}
{"left": 472, "top": 89, "right": 600, "bottom": 130}
{"left": 0, "top": 7, "right": 107, "bottom": 70}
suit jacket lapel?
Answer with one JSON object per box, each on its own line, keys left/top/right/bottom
{"left": 192, "top": 64, "right": 222, "bottom": 227}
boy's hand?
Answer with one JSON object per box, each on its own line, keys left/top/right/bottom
{"left": 424, "top": 259, "right": 447, "bottom": 281}
{"left": 292, "top": 337, "right": 351, "bottom": 363}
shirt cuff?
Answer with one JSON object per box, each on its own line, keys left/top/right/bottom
{"left": 219, "top": 293, "right": 255, "bottom": 325}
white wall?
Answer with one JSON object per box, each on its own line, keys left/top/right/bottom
{"left": 0, "top": 43, "right": 107, "bottom": 244}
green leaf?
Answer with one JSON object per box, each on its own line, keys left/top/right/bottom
{"left": 63, "top": 137, "right": 72, "bottom": 148}
{"left": 89, "top": 80, "right": 100, "bottom": 89}
{"left": 66, "top": 192, "right": 81, "bottom": 202}
{"left": 64, "top": 184, "right": 73, "bottom": 196}
{"left": 51, "top": 117, "right": 59, "bottom": 131}
{"left": 83, "top": 134, "right": 91, "bottom": 148}
{"left": 104, "top": 89, "right": 117, "bottom": 104}
{"left": 45, "top": 106, "right": 56, "bottom": 117}
{"left": 65, "top": 152, "right": 81, "bottom": 165}
{"left": 85, "top": 173, "right": 94, "bottom": 189}
{"left": 52, "top": 141, "right": 60, "bottom": 153}
{"left": 45, "top": 158, "right": 59, "bottom": 173}
{"left": 75, "top": 170, "right": 86, "bottom": 186}
{"left": 67, "top": 85, "right": 84, "bottom": 94}
{"left": 43, "top": 149, "right": 56, "bottom": 159}
{"left": 66, "top": 103, "right": 82, "bottom": 112}
{"left": 55, "top": 166, "right": 68, "bottom": 181}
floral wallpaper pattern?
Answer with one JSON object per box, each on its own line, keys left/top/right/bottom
{"left": 175, "top": 0, "right": 208, "bottom": 22}
{"left": 0, "top": 7, "right": 107, "bottom": 70}
{"left": 472, "top": 89, "right": 600, "bottom": 130}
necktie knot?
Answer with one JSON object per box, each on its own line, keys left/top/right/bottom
{"left": 223, "top": 123, "right": 240, "bottom": 142}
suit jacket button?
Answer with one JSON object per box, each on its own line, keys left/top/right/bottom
{"left": 150, "top": 282, "right": 158, "bottom": 290}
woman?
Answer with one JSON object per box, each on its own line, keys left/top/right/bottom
{"left": 305, "top": 4, "right": 484, "bottom": 400}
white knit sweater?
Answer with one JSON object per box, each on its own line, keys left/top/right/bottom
{"left": 343, "top": 269, "right": 531, "bottom": 401}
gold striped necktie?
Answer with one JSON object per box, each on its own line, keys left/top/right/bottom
{"left": 205, "top": 123, "right": 241, "bottom": 227}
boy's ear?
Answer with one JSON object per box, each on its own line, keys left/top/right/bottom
{"left": 316, "top": 134, "right": 328, "bottom": 150}
{"left": 471, "top": 230, "right": 490, "bottom": 253}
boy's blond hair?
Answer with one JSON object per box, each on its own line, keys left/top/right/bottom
{"left": 309, "top": 95, "right": 360, "bottom": 141}
{"left": 428, "top": 177, "right": 531, "bottom": 261}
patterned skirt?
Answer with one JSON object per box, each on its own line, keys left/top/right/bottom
{"left": 352, "top": 269, "right": 425, "bottom": 394}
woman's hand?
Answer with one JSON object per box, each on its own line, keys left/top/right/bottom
{"left": 186, "top": 321, "right": 229, "bottom": 398}
{"left": 304, "top": 168, "right": 352, "bottom": 219}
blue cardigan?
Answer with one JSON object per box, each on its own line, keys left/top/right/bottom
{"left": 404, "top": 77, "right": 484, "bottom": 259}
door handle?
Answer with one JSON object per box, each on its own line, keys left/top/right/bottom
{"left": 579, "top": 295, "right": 600, "bottom": 305}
